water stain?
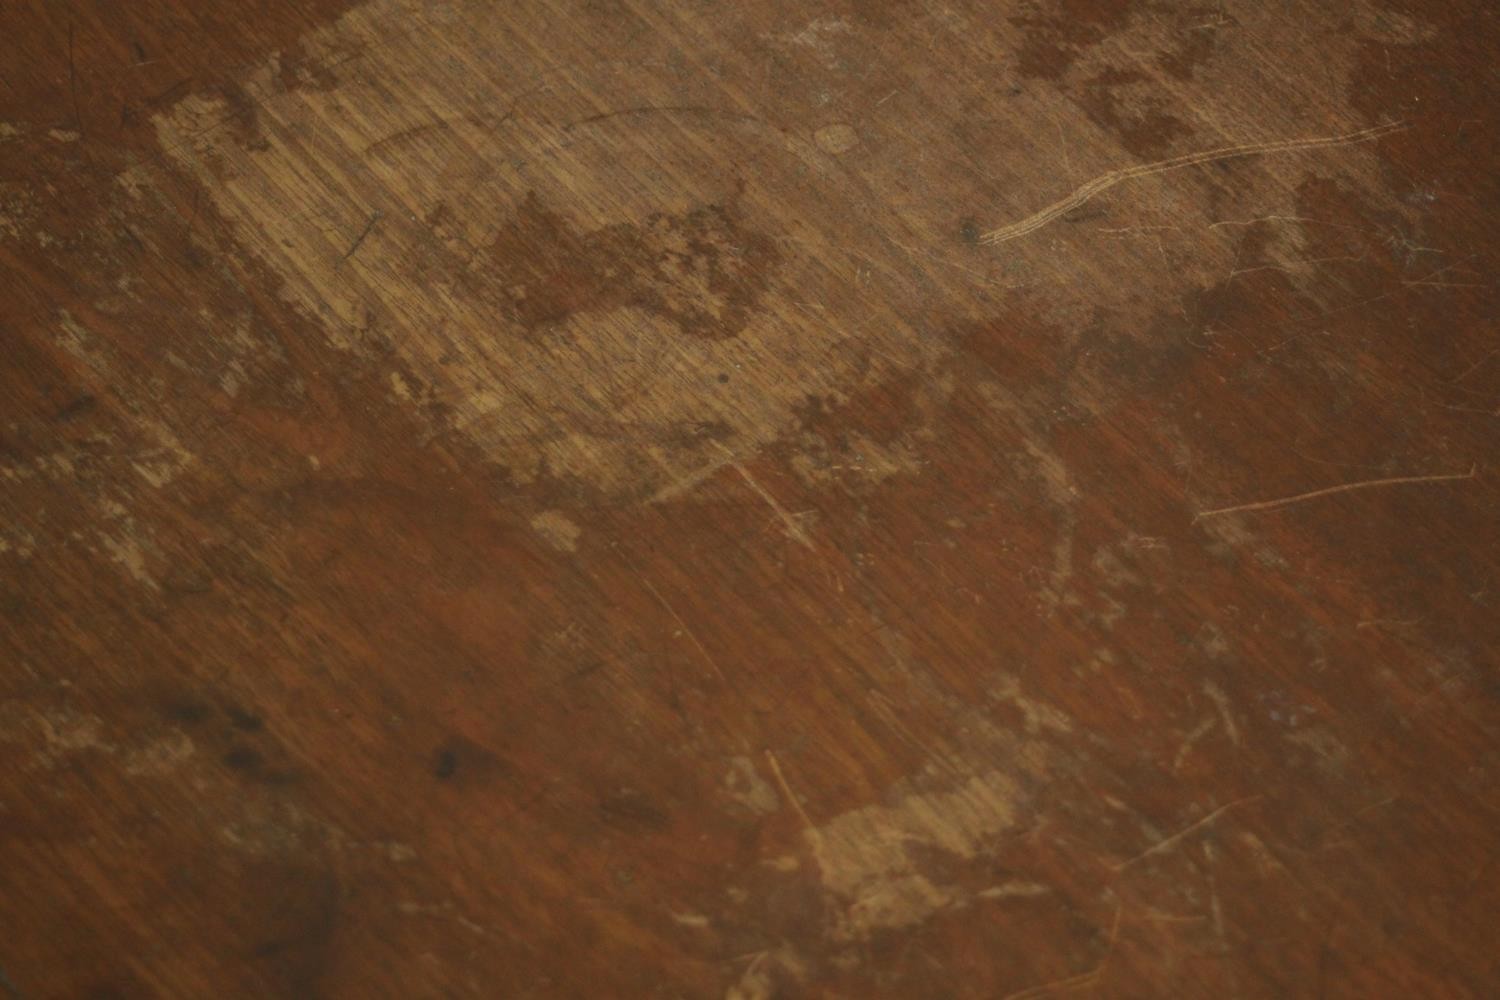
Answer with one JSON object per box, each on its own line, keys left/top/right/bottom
{"left": 471, "top": 193, "right": 778, "bottom": 341}
{"left": 1012, "top": 0, "right": 1139, "bottom": 81}
{"left": 1077, "top": 68, "right": 1194, "bottom": 158}
{"left": 273, "top": 40, "right": 345, "bottom": 94}
{"left": 1157, "top": 27, "right": 1221, "bottom": 80}
{"left": 243, "top": 863, "right": 343, "bottom": 997}
{"left": 429, "top": 734, "right": 506, "bottom": 786}
{"left": 599, "top": 788, "right": 672, "bottom": 832}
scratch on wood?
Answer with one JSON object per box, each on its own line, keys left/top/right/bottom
{"left": 1194, "top": 465, "right": 1477, "bottom": 520}
{"left": 1204, "top": 841, "right": 1228, "bottom": 948}
{"left": 715, "top": 444, "right": 815, "bottom": 550}
{"left": 982, "top": 122, "right": 1406, "bottom": 246}
{"left": 1355, "top": 618, "right": 1419, "bottom": 630}
{"left": 562, "top": 105, "right": 764, "bottom": 132}
{"left": 1203, "top": 682, "right": 1241, "bottom": 746}
{"left": 636, "top": 572, "right": 728, "bottom": 685}
{"left": 1172, "top": 717, "right": 1216, "bottom": 772}
{"left": 337, "top": 210, "right": 383, "bottom": 268}
{"left": 763, "top": 749, "right": 821, "bottom": 846}
{"left": 361, "top": 111, "right": 512, "bottom": 158}
{"left": 1111, "top": 796, "right": 1261, "bottom": 871}
{"left": 1447, "top": 348, "right": 1500, "bottom": 383}
{"left": 1000, "top": 901, "right": 1122, "bottom": 999}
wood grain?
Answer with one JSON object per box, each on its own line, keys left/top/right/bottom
{"left": 2, "top": 0, "right": 1498, "bottom": 996}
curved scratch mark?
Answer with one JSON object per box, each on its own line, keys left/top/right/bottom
{"left": 562, "top": 105, "right": 765, "bottom": 132}
{"left": 982, "top": 121, "right": 1406, "bottom": 246}
{"left": 1194, "top": 465, "right": 1476, "bottom": 520}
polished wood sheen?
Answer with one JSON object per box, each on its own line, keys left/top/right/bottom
{"left": 2, "top": 0, "right": 1498, "bottom": 996}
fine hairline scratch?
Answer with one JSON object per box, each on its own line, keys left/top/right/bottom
{"left": 337, "top": 209, "right": 384, "bottom": 268}
{"left": 1194, "top": 465, "right": 1477, "bottom": 520}
{"left": 982, "top": 121, "right": 1407, "bottom": 246}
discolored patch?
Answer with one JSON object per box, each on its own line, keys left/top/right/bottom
{"left": 1076, "top": 68, "right": 1194, "bottom": 158}
{"left": 529, "top": 509, "right": 582, "bottom": 552}
{"left": 813, "top": 123, "right": 860, "bottom": 155}
{"left": 807, "top": 768, "right": 1023, "bottom": 938}
{"left": 471, "top": 193, "right": 778, "bottom": 341}
{"left": 152, "top": 0, "right": 948, "bottom": 504}
{"left": 1011, "top": 0, "right": 1139, "bottom": 80}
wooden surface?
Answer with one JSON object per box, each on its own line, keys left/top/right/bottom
{"left": 2, "top": 0, "right": 1498, "bottom": 996}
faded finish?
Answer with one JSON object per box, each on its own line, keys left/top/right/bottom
{"left": 2, "top": 0, "right": 1498, "bottom": 996}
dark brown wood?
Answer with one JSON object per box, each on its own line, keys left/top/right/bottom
{"left": 2, "top": 0, "right": 1498, "bottom": 996}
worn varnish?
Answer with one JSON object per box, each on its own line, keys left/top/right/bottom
{"left": 2, "top": 0, "right": 1497, "bottom": 996}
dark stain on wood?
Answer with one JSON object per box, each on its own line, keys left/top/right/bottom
{"left": 470, "top": 192, "right": 781, "bottom": 341}
{"left": 1077, "top": 67, "right": 1195, "bottom": 157}
{"left": 1011, "top": 0, "right": 1140, "bottom": 80}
